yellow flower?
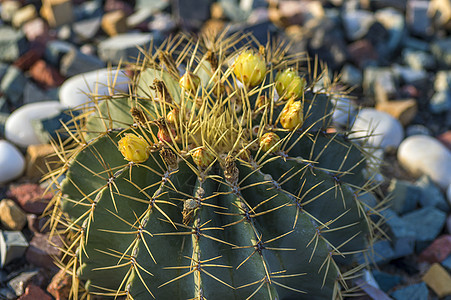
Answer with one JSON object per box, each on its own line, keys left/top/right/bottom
{"left": 191, "top": 147, "right": 215, "bottom": 169}
{"left": 118, "top": 134, "right": 150, "bottom": 163}
{"left": 280, "top": 98, "right": 303, "bottom": 130}
{"left": 275, "top": 68, "right": 306, "bottom": 100}
{"left": 179, "top": 72, "right": 201, "bottom": 93}
{"left": 233, "top": 50, "right": 266, "bottom": 87}
{"left": 259, "top": 132, "right": 280, "bottom": 153}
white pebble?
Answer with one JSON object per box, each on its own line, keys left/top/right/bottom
{"left": 5, "top": 101, "right": 63, "bottom": 148}
{"left": 0, "top": 140, "right": 25, "bottom": 183}
{"left": 398, "top": 135, "right": 451, "bottom": 190}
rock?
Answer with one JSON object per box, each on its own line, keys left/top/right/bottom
{"left": 44, "top": 40, "right": 75, "bottom": 68}
{"left": 104, "top": 0, "right": 134, "bottom": 15}
{"left": 416, "top": 175, "right": 449, "bottom": 212}
{"left": 101, "top": 10, "right": 128, "bottom": 37}
{"left": 363, "top": 67, "right": 398, "bottom": 100}
{"left": 18, "top": 285, "right": 51, "bottom": 300}
{"left": 0, "top": 65, "right": 27, "bottom": 105}
{"left": 386, "top": 179, "right": 421, "bottom": 214}
{"left": 5, "top": 101, "right": 64, "bottom": 148}
{"left": 60, "top": 49, "right": 105, "bottom": 77}
{"left": 73, "top": 0, "right": 103, "bottom": 21}
{"left": 126, "top": 7, "right": 154, "bottom": 29}
{"left": 375, "top": 99, "right": 417, "bottom": 126}
{"left": 176, "top": 0, "right": 212, "bottom": 30}
{"left": 0, "top": 199, "right": 27, "bottom": 231}
{"left": 419, "top": 235, "right": 451, "bottom": 263}
{"left": 406, "top": 0, "right": 432, "bottom": 37}
{"left": 375, "top": 8, "right": 405, "bottom": 53}
{"left": 443, "top": 254, "right": 451, "bottom": 270}
{"left": 380, "top": 209, "right": 416, "bottom": 257}
{"left": 437, "top": 130, "right": 451, "bottom": 151}
{"left": 1, "top": 1, "right": 21, "bottom": 22}
{"left": 391, "top": 282, "right": 428, "bottom": 300}
{"left": 0, "top": 140, "right": 25, "bottom": 183}
{"left": 402, "top": 49, "right": 436, "bottom": 71}
{"left": 27, "top": 214, "right": 50, "bottom": 234}
{"left": 430, "top": 91, "right": 451, "bottom": 114}
{"left": 0, "top": 230, "right": 28, "bottom": 268}
{"left": 340, "top": 64, "right": 363, "bottom": 87}
{"left": 7, "top": 270, "right": 41, "bottom": 297}
{"left": 98, "top": 33, "right": 156, "bottom": 64}
{"left": 398, "top": 135, "right": 451, "bottom": 189}
{"left": 406, "top": 124, "right": 431, "bottom": 137}
{"left": 29, "top": 60, "right": 65, "bottom": 89}
{"left": 47, "top": 269, "right": 71, "bottom": 300}
{"left": 354, "top": 277, "right": 391, "bottom": 300}
{"left": 401, "top": 207, "right": 447, "bottom": 243}
{"left": 422, "top": 263, "right": 451, "bottom": 298}
{"left": 431, "top": 37, "right": 451, "bottom": 69}
{"left": 6, "top": 183, "right": 53, "bottom": 214}
{"left": 59, "top": 68, "right": 129, "bottom": 108}
{"left": 72, "top": 17, "right": 101, "bottom": 42}
{"left": 25, "top": 144, "right": 58, "bottom": 178}
{"left": 372, "top": 270, "right": 402, "bottom": 292}
{"left": 0, "top": 287, "right": 15, "bottom": 300}
{"left": 40, "top": 0, "right": 74, "bottom": 28}
{"left": 355, "top": 239, "right": 396, "bottom": 265}
{"left": 430, "top": 0, "right": 451, "bottom": 29}
{"left": 22, "top": 81, "right": 50, "bottom": 105}
{"left": 26, "top": 233, "right": 62, "bottom": 270}
{"left": 394, "top": 66, "right": 428, "bottom": 86}
{"left": 349, "top": 108, "right": 404, "bottom": 150}
{"left": 0, "top": 27, "right": 28, "bottom": 62}
{"left": 13, "top": 49, "right": 44, "bottom": 72}
{"left": 12, "top": 4, "right": 37, "bottom": 29}
{"left": 331, "top": 96, "right": 356, "bottom": 127}
{"left": 22, "top": 18, "right": 52, "bottom": 44}
{"left": 148, "top": 12, "right": 177, "bottom": 34}
{"left": 342, "top": 9, "right": 375, "bottom": 41}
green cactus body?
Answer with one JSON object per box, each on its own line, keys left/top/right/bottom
{"left": 48, "top": 35, "right": 382, "bottom": 299}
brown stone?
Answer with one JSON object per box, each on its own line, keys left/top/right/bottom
{"left": 27, "top": 213, "right": 50, "bottom": 233}
{"left": 29, "top": 60, "right": 65, "bottom": 89}
{"left": 202, "top": 19, "right": 225, "bottom": 36}
{"left": 25, "top": 143, "right": 59, "bottom": 178}
{"left": 430, "top": 0, "right": 451, "bottom": 30}
{"left": 26, "top": 233, "right": 63, "bottom": 270}
{"left": 347, "top": 39, "right": 378, "bottom": 68}
{"left": 12, "top": 4, "right": 37, "bottom": 28}
{"left": 419, "top": 235, "right": 451, "bottom": 264}
{"left": 47, "top": 269, "right": 72, "bottom": 300}
{"left": 40, "top": 0, "right": 74, "bottom": 28}
{"left": 101, "top": 10, "right": 127, "bottom": 36}
{"left": 375, "top": 99, "right": 418, "bottom": 126}
{"left": 0, "top": 199, "right": 27, "bottom": 231}
{"left": 437, "top": 130, "right": 451, "bottom": 151}
{"left": 6, "top": 183, "right": 53, "bottom": 214}
{"left": 18, "top": 284, "right": 52, "bottom": 300}
{"left": 422, "top": 263, "right": 451, "bottom": 298}
{"left": 13, "top": 48, "right": 44, "bottom": 72}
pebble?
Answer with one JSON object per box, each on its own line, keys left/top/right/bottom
{"left": 6, "top": 183, "right": 53, "bottom": 214}
{"left": 431, "top": 37, "right": 451, "bottom": 68}
{"left": 375, "top": 99, "right": 417, "bottom": 126}
{"left": 372, "top": 270, "right": 402, "bottom": 292}
{"left": 0, "top": 27, "right": 29, "bottom": 62}
{"left": 349, "top": 108, "right": 404, "bottom": 150}
{"left": 47, "top": 269, "right": 71, "bottom": 300}
{"left": 41, "top": 0, "right": 74, "bottom": 28}
{"left": 406, "top": 0, "right": 432, "bottom": 37}
{"left": 97, "top": 32, "right": 155, "bottom": 64}
{"left": 401, "top": 207, "right": 447, "bottom": 243}
{"left": 429, "top": 91, "right": 451, "bottom": 114}
{"left": 0, "top": 65, "right": 27, "bottom": 106}
{"left": 331, "top": 96, "right": 356, "bottom": 127}
{"left": 422, "top": 263, "right": 451, "bottom": 298}
{"left": 1, "top": 1, "right": 21, "bottom": 22}
{"left": 419, "top": 235, "right": 451, "bottom": 263}
{"left": 101, "top": 10, "right": 128, "bottom": 37}
{"left": 12, "top": 4, "right": 37, "bottom": 29}
{"left": 0, "top": 199, "right": 27, "bottom": 231}
{"left": 7, "top": 269, "right": 40, "bottom": 297}
{"left": 342, "top": 10, "right": 375, "bottom": 41}
{"left": 0, "top": 140, "right": 25, "bottom": 183}
{"left": 5, "top": 101, "right": 64, "bottom": 148}
{"left": 59, "top": 68, "right": 130, "bottom": 108}
{"left": 381, "top": 209, "right": 416, "bottom": 257}
{"left": 18, "top": 285, "right": 51, "bottom": 300}
{"left": 406, "top": 124, "right": 431, "bottom": 137}
{"left": 437, "top": 130, "right": 451, "bottom": 150}
{"left": 26, "top": 233, "right": 62, "bottom": 270}
{"left": 44, "top": 40, "right": 75, "bottom": 68}
{"left": 29, "top": 60, "right": 65, "bottom": 89}
{"left": 391, "top": 282, "right": 428, "bottom": 300}
{"left": 387, "top": 179, "right": 421, "bottom": 214}
{"left": 0, "top": 230, "right": 28, "bottom": 268}
{"left": 416, "top": 175, "right": 449, "bottom": 212}
{"left": 347, "top": 39, "right": 379, "bottom": 68}
{"left": 25, "top": 144, "right": 58, "bottom": 178}
{"left": 59, "top": 49, "right": 105, "bottom": 77}
{"left": 397, "top": 135, "right": 451, "bottom": 190}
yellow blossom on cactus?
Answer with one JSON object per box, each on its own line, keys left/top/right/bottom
{"left": 191, "top": 147, "right": 215, "bottom": 169}
{"left": 280, "top": 98, "right": 304, "bottom": 130}
{"left": 275, "top": 68, "right": 306, "bottom": 100}
{"left": 233, "top": 50, "right": 266, "bottom": 87}
{"left": 259, "top": 132, "right": 280, "bottom": 153}
{"left": 179, "top": 72, "right": 201, "bottom": 92}
{"left": 118, "top": 133, "right": 150, "bottom": 163}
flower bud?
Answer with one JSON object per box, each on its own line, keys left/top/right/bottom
{"left": 233, "top": 50, "right": 266, "bottom": 87}
{"left": 179, "top": 72, "right": 201, "bottom": 93}
{"left": 279, "top": 98, "right": 303, "bottom": 130}
{"left": 191, "top": 147, "right": 215, "bottom": 169}
{"left": 259, "top": 132, "right": 280, "bottom": 154}
{"left": 118, "top": 134, "right": 150, "bottom": 163}
{"left": 275, "top": 69, "right": 306, "bottom": 100}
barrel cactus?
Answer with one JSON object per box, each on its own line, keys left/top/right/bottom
{"left": 47, "top": 34, "right": 384, "bottom": 299}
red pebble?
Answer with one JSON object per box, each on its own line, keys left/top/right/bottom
{"left": 347, "top": 39, "right": 378, "bottom": 68}
{"left": 6, "top": 183, "right": 53, "bottom": 214}
{"left": 26, "top": 233, "right": 63, "bottom": 271}
{"left": 29, "top": 60, "right": 66, "bottom": 89}
{"left": 47, "top": 269, "right": 72, "bottom": 300}
{"left": 419, "top": 235, "right": 451, "bottom": 264}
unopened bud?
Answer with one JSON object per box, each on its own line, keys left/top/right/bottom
{"left": 233, "top": 50, "right": 266, "bottom": 87}
{"left": 275, "top": 69, "right": 306, "bottom": 100}
{"left": 156, "top": 119, "right": 176, "bottom": 144}
{"left": 191, "top": 147, "right": 215, "bottom": 169}
{"left": 118, "top": 134, "right": 150, "bottom": 163}
{"left": 259, "top": 132, "right": 280, "bottom": 153}
{"left": 179, "top": 72, "right": 201, "bottom": 93}
{"left": 279, "top": 98, "right": 303, "bottom": 130}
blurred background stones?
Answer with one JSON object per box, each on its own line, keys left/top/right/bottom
{"left": 0, "top": 0, "right": 450, "bottom": 299}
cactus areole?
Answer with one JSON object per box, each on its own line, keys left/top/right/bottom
{"left": 47, "top": 34, "right": 382, "bottom": 299}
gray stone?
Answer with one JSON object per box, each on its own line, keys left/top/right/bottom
{"left": 340, "top": 64, "right": 362, "bottom": 87}
{"left": 403, "top": 49, "right": 436, "bottom": 70}
{"left": 403, "top": 36, "right": 430, "bottom": 52}
{"left": 407, "top": 0, "right": 433, "bottom": 37}
{"left": 0, "top": 230, "right": 29, "bottom": 268}
{"left": 375, "top": 8, "right": 405, "bottom": 52}
{"left": 7, "top": 270, "right": 39, "bottom": 297}
{"left": 72, "top": 17, "right": 101, "bottom": 42}
{"left": 0, "top": 287, "right": 16, "bottom": 300}
{"left": 98, "top": 33, "right": 156, "bottom": 64}
{"left": 430, "top": 91, "right": 451, "bottom": 114}
{"left": 355, "top": 240, "right": 396, "bottom": 265}
{"left": 363, "top": 67, "right": 398, "bottom": 98}
{"left": 401, "top": 207, "right": 447, "bottom": 242}
{"left": 127, "top": 7, "right": 154, "bottom": 28}
{"left": 381, "top": 209, "right": 416, "bottom": 257}
{"left": 342, "top": 10, "right": 375, "bottom": 41}
{"left": 0, "top": 63, "right": 8, "bottom": 82}
{"left": 0, "top": 27, "right": 28, "bottom": 62}
{"left": 135, "top": 0, "right": 170, "bottom": 11}
{"left": 73, "top": 0, "right": 103, "bottom": 21}
{"left": 60, "top": 49, "right": 105, "bottom": 77}
{"left": 148, "top": 13, "right": 177, "bottom": 34}
{"left": 434, "top": 71, "right": 451, "bottom": 92}
{"left": 387, "top": 179, "right": 422, "bottom": 214}
{"left": 372, "top": 270, "right": 402, "bottom": 292}
{"left": 432, "top": 38, "right": 451, "bottom": 69}
{"left": 406, "top": 124, "right": 431, "bottom": 137}
{"left": 44, "top": 40, "right": 76, "bottom": 68}
{"left": 416, "top": 175, "right": 449, "bottom": 212}
{"left": 393, "top": 65, "right": 428, "bottom": 85}
{"left": 0, "top": 65, "right": 27, "bottom": 105}
{"left": 443, "top": 255, "right": 451, "bottom": 270}
{"left": 22, "top": 81, "right": 50, "bottom": 105}
{"left": 391, "top": 282, "right": 428, "bottom": 300}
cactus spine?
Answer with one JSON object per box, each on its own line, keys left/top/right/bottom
{"left": 46, "top": 34, "right": 384, "bottom": 299}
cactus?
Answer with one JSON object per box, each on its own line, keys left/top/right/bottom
{"left": 46, "top": 34, "right": 384, "bottom": 299}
